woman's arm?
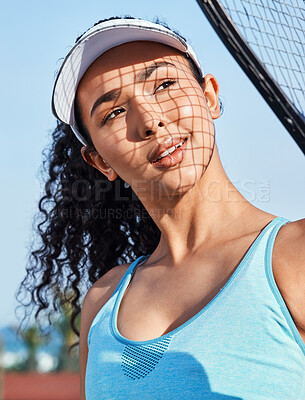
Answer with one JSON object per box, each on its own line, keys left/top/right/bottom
{"left": 79, "top": 264, "right": 131, "bottom": 400}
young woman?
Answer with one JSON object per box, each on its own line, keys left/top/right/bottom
{"left": 23, "top": 17, "right": 305, "bottom": 399}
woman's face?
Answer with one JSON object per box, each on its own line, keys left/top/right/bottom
{"left": 77, "top": 41, "right": 219, "bottom": 201}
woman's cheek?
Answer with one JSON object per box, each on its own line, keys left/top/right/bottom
{"left": 179, "top": 104, "right": 193, "bottom": 117}
{"left": 95, "top": 123, "right": 125, "bottom": 149}
{"left": 108, "top": 140, "right": 138, "bottom": 167}
{"left": 178, "top": 103, "right": 207, "bottom": 131}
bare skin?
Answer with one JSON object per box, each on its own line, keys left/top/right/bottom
{"left": 77, "top": 41, "right": 305, "bottom": 399}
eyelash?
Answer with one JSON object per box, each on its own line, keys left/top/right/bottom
{"left": 102, "top": 79, "right": 177, "bottom": 125}
{"left": 155, "top": 79, "right": 177, "bottom": 93}
{"left": 103, "top": 108, "right": 125, "bottom": 124}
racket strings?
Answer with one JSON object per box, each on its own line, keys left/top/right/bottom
{"left": 222, "top": 0, "right": 305, "bottom": 116}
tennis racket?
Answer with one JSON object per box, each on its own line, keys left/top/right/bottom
{"left": 196, "top": 0, "right": 305, "bottom": 155}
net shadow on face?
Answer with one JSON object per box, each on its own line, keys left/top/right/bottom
{"left": 76, "top": 46, "right": 216, "bottom": 206}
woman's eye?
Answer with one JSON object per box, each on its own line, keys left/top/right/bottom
{"left": 155, "top": 80, "right": 176, "bottom": 93}
{"left": 103, "top": 108, "right": 125, "bottom": 124}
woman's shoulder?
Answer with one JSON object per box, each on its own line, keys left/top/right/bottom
{"left": 79, "top": 263, "right": 131, "bottom": 353}
{"left": 82, "top": 263, "right": 131, "bottom": 320}
{"left": 79, "top": 263, "right": 131, "bottom": 399}
{"left": 272, "top": 217, "right": 305, "bottom": 340}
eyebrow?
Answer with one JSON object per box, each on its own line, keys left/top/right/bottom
{"left": 90, "top": 88, "right": 120, "bottom": 117}
{"left": 135, "top": 61, "right": 176, "bottom": 82}
{"left": 90, "top": 61, "right": 176, "bottom": 117}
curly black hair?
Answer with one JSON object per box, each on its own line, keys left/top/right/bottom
{"left": 17, "top": 16, "right": 207, "bottom": 337}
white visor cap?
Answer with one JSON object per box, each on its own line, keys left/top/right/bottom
{"left": 51, "top": 18, "right": 203, "bottom": 145}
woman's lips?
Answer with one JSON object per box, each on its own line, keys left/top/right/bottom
{"left": 151, "top": 138, "right": 187, "bottom": 168}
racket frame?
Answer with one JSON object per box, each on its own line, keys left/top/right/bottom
{"left": 196, "top": 0, "right": 305, "bottom": 154}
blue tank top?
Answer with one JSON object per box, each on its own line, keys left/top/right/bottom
{"left": 85, "top": 216, "right": 305, "bottom": 399}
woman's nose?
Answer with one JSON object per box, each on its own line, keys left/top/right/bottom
{"left": 133, "top": 98, "right": 167, "bottom": 139}
{"left": 145, "top": 120, "right": 166, "bottom": 137}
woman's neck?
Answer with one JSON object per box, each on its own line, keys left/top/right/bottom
{"left": 138, "top": 145, "right": 268, "bottom": 264}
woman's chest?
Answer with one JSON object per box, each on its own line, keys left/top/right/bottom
{"left": 117, "top": 231, "right": 305, "bottom": 344}
{"left": 117, "top": 271, "right": 225, "bottom": 341}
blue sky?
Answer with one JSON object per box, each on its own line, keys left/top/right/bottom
{"left": 1, "top": 0, "right": 304, "bottom": 329}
